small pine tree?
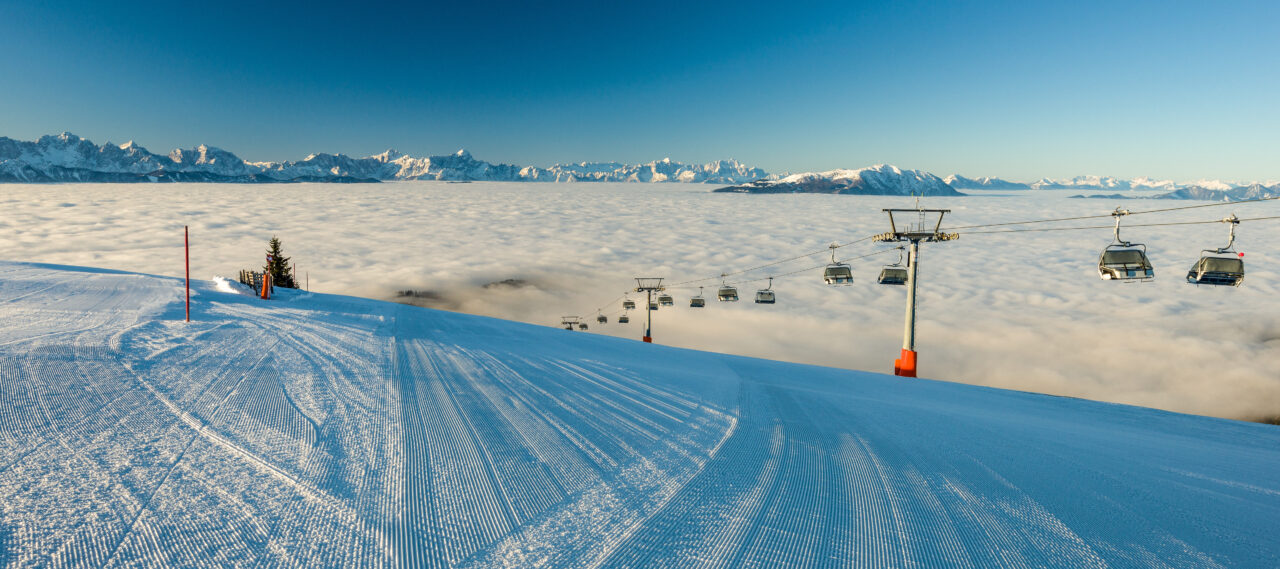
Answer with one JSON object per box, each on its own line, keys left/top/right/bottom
{"left": 264, "top": 236, "right": 297, "bottom": 289}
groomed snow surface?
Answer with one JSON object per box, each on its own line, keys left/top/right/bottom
{"left": 1, "top": 262, "right": 1278, "bottom": 568}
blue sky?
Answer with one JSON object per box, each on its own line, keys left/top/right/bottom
{"left": 2, "top": 0, "right": 1277, "bottom": 181}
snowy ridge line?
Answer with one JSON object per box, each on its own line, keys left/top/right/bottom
{"left": 0, "top": 132, "right": 768, "bottom": 184}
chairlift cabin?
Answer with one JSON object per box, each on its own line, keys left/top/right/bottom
{"left": 1098, "top": 209, "right": 1154, "bottom": 281}
{"left": 618, "top": 314, "right": 630, "bottom": 324}
{"left": 878, "top": 267, "right": 908, "bottom": 285}
{"left": 1098, "top": 246, "right": 1154, "bottom": 281}
{"left": 823, "top": 244, "right": 854, "bottom": 285}
{"left": 717, "top": 275, "right": 739, "bottom": 302}
{"left": 754, "top": 277, "right": 776, "bottom": 304}
{"left": 877, "top": 247, "right": 908, "bottom": 285}
{"left": 597, "top": 314, "right": 608, "bottom": 324}
{"left": 649, "top": 302, "right": 659, "bottom": 311}
{"left": 1187, "top": 255, "right": 1244, "bottom": 286}
{"left": 690, "top": 286, "right": 706, "bottom": 308}
{"left": 622, "top": 299, "right": 636, "bottom": 310}
{"left": 1187, "top": 215, "right": 1245, "bottom": 286}
{"left": 658, "top": 294, "right": 674, "bottom": 306}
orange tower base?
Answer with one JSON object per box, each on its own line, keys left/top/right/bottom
{"left": 894, "top": 349, "right": 917, "bottom": 378}
{"left": 642, "top": 336, "right": 652, "bottom": 343}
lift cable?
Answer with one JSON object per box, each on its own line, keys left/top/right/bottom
{"left": 958, "top": 214, "right": 1280, "bottom": 235}
{"left": 943, "top": 194, "right": 1280, "bottom": 231}
{"left": 577, "top": 200, "right": 1280, "bottom": 321}
{"left": 663, "top": 235, "right": 878, "bottom": 288}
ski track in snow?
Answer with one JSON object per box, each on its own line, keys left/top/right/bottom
{"left": 0, "top": 262, "right": 1278, "bottom": 567}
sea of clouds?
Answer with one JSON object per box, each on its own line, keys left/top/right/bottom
{"left": 5, "top": 182, "right": 1277, "bottom": 421}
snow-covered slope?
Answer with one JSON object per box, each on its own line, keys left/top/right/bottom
{"left": 0, "top": 133, "right": 766, "bottom": 184}
{"left": 3, "top": 260, "right": 1276, "bottom": 567}
{"left": 716, "top": 164, "right": 964, "bottom": 196}
{"left": 943, "top": 174, "right": 1031, "bottom": 190}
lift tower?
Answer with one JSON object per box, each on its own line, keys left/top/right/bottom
{"left": 873, "top": 209, "right": 958, "bottom": 377}
{"left": 634, "top": 277, "right": 665, "bottom": 343}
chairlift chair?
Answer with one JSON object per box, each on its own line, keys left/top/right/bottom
{"left": 1187, "top": 215, "right": 1245, "bottom": 287}
{"left": 658, "top": 293, "right": 674, "bottom": 306}
{"left": 622, "top": 294, "right": 636, "bottom": 310}
{"left": 1098, "top": 208, "right": 1154, "bottom": 281}
{"left": 690, "top": 286, "right": 706, "bottom": 308}
{"left": 717, "top": 274, "right": 739, "bottom": 302}
{"left": 618, "top": 314, "right": 630, "bottom": 324}
{"left": 877, "top": 247, "right": 909, "bottom": 285}
{"left": 649, "top": 302, "right": 659, "bottom": 311}
{"left": 823, "top": 243, "right": 854, "bottom": 285}
{"left": 755, "top": 277, "right": 776, "bottom": 304}
{"left": 597, "top": 313, "right": 608, "bottom": 324}
{"left": 578, "top": 323, "right": 588, "bottom": 330}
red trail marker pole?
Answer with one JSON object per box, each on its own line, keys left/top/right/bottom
{"left": 184, "top": 225, "right": 190, "bottom": 322}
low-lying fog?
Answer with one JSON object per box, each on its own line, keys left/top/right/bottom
{"left": 6, "top": 182, "right": 1278, "bottom": 422}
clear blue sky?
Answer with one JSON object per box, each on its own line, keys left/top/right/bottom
{"left": 2, "top": 0, "right": 1277, "bottom": 181}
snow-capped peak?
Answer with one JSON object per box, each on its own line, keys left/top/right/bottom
{"left": 371, "top": 149, "right": 404, "bottom": 162}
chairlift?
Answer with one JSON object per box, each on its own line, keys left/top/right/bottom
{"left": 622, "top": 293, "right": 636, "bottom": 310}
{"left": 755, "top": 277, "right": 776, "bottom": 304}
{"left": 596, "top": 312, "right": 608, "bottom": 324}
{"left": 823, "top": 243, "right": 854, "bottom": 285}
{"left": 658, "top": 293, "right": 674, "bottom": 306}
{"left": 717, "top": 274, "right": 739, "bottom": 302}
{"left": 650, "top": 302, "right": 659, "bottom": 311}
{"left": 618, "top": 314, "right": 630, "bottom": 324}
{"left": 878, "top": 247, "right": 908, "bottom": 285}
{"left": 1187, "top": 215, "right": 1245, "bottom": 287}
{"left": 578, "top": 323, "right": 588, "bottom": 330}
{"left": 561, "top": 316, "right": 579, "bottom": 330}
{"left": 690, "top": 286, "right": 706, "bottom": 308}
{"left": 1098, "top": 208, "right": 1154, "bottom": 281}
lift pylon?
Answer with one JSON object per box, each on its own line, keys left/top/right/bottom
{"left": 873, "top": 208, "right": 958, "bottom": 378}
{"left": 634, "top": 277, "right": 665, "bottom": 343}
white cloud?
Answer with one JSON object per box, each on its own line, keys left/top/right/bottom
{"left": 6, "top": 182, "right": 1278, "bottom": 420}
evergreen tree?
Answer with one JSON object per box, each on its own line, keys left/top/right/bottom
{"left": 264, "top": 236, "right": 297, "bottom": 289}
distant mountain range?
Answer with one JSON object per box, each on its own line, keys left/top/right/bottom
{"left": 942, "top": 175, "right": 1031, "bottom": 190}
{"left": 717, "top": 165, "right": 962, "bottom": 196}
{"left": 943, "top": 173, "right": 1259, "bottom": 192}
{"left": 0, "top": 133, "right": 766, "bottom": 184}
{"left": 3, "top": 133, "right": 1274, "bottom": 201}
{"left": 1070, "top": 184, "right": 1280, "bottom": 202}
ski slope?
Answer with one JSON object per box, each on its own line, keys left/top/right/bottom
{"left": 1, "top": 261, "right": 1278, "bottom": 568}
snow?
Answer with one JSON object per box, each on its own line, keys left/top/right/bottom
{"left": 0, "top": 260, "right": 1277, "bottom": 567}
{"left": 720, "top": 164, "right": 961, "bottom": 195}
{"left": 0, "top": 134, "right": 767, "bottom": 184}
{"left": 1, "top": 183, "right": 1278, "bottom": 425}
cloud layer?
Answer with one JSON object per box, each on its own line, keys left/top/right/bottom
{"left": 6, "top": 182, "right": 1278, "bottom": 421}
